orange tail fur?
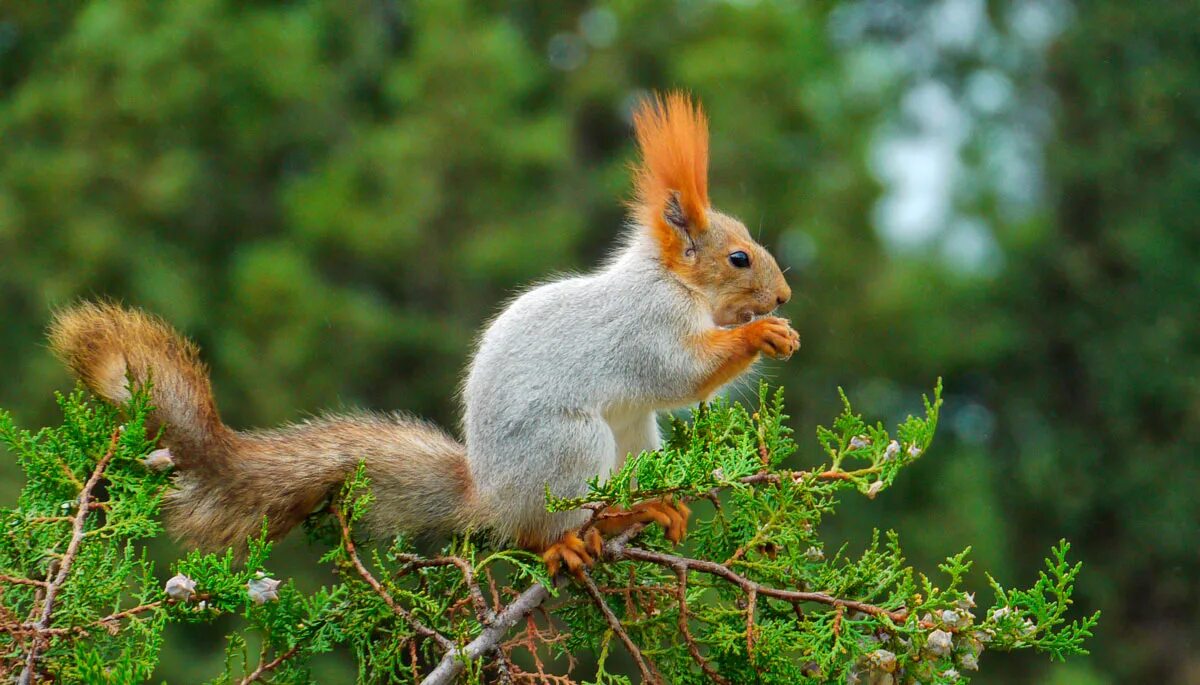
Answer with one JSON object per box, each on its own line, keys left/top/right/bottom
{"left": 49, "top": 302, "right": 474, "bottom": 551}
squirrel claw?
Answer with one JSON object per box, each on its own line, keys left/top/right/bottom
{"left": 595, "top": 498, "right": 691, "bottom": 544}
{"left": 542, "top": 529, "right": 603, "bottom": 578}
{"left": 655, "top": 498, "right": 691, "bottom": 543}
{"left": 584, "top": 526, "right": 604, "bottom": 558}
{"left": 744, "top": 316, "right": 800, "bottom": 360}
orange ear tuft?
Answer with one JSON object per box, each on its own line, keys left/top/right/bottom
{"left": 630, "top": 92, "right": 710, "bottom": 244}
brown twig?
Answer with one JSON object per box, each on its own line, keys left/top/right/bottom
{"left": 420, "top": 582, "right": 552, "bottom": 685}
{"left": 485, "top": 568, "right": 503, "bottom": 613}
{"left": 23, "top": 517, "right": 73, "bottom": 526}
{"left": 737, "top": 469, "right": 849, "bottom": 486}
{"left": 0, "top": 575, "right": 47, "bottom": 589}
{"left": 673, "top": 566, "right": 729, "bottom": 685}
{"left": 609, "top": 542, "right": 907, "bottom": 623}
{"left": 522, "top": 613, "right": 549, "bottom": 679}
{"left": 331, "top": 504, "right": 454, "bottom": 651}
{"left": 409, "top": 639, "right": 421, "bottom": 681}
{"left": 745, "top": 587, "right": 758, "bottom": 661}
{"left": 501, "top": 611, "right": 573, "bottom": 684}
{"left": 579, "top": 572, "right": 655, "bottom": 684}
{"left": 94, "top": 600, "right": 168, "bottom": 627}
{"left": 0, "top": 597, "right": 186, "bottom": 642}
{"left": 593, "top": 584, "right": 674, "bottom": 597}
{"left": 18, "top": 427, "right": 120, "bottom": 685}
{"left": 239, "top": 643, "right": 300, "bottom": 685}
{"left": 0, "top": 624, "right": 71, "bottom": 637}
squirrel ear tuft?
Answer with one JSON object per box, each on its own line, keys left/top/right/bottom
{"left": 630, "top": 91, "right": 710, "bottom": 251}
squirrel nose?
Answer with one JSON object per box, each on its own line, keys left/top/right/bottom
{"left": 775, "top": 285, "right": 791, "bottom": 307}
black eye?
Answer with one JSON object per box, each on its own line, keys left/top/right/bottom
{"left": 728, "top": 251, "right": 751, "bottom": 268}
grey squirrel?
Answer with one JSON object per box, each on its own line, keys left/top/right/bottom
{"left": 48, "top": 92, "right": 798, "bottom": 575}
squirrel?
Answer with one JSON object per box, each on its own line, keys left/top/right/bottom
{"left": 47, "top": 92, "right": 798, "bottom": 575}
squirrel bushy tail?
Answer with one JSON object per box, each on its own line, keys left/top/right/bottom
{"left": 48, "top": 301, "right": 475, "bottom": 550}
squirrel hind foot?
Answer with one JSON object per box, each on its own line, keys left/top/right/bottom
{"left": 594, "top": 498, "right": 691, "bottom": 544}
{"left": 540, "top": 529, "right": 603, "bottom": 578}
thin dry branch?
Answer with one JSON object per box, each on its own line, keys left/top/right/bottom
{"left": 498, "top": 607, "right": 575, "bottom": 683}
{"left": 0, "top": 597, "right": 189, "bottom": 643}
{"left": 239, "top": 644, "right": 301, "bottom": 685}
{"left": 0, "top": 623, "right": 71, "bottom": 637}
{"left": 0, "top": 576, "right": 47, "bottom": 589}
{"left": 610, "top": 542, "right": 908, "bottom": 623}
{"left": 580, "top": 571, "right": 655, "bottom": 683}
{"left": 673, "top": 566, "right": 729, "bottom": 685}
{"left": 95, "top": 599, "right": 169, "bottom": 628}
{"left": 745, "top": 587, "right": 758, "bottom": 661}
{"left": 332, "top": 504, "right": 454, "bottom": 651}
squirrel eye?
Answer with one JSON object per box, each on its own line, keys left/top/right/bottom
{"left": 728, "top": 251, "right": 751, "bottom": 268}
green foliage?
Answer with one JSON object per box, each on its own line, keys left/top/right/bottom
{"left": 548, "top": 380, "right": 1095, "bottom": 683}
{"left": 0, "top": 384, "right": 1095, "bottom": 683}
{"left": 548, "top": 385, "right": 800, "bottom": 512}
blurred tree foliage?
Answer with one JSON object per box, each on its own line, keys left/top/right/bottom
{"left": 0, "top": 0, "right": 1193, "bottom": 683}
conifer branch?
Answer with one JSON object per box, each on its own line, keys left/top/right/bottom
{"left": 17, "top": 426, "right": 119, "bottom": 685}
{"left": 391, "top": 552, "right": 494, "bottom": 624}
{"left": 0, "top": 382, "right": 1097, "bottom": 683}
{"left": 331, "top": 502, "right": 454, "bottom": 651}
{"left": 674, "top": 565, "right": 730, "bottom": 684}
{"left": 415, "top": 509, "right": 913, "bottom": 684}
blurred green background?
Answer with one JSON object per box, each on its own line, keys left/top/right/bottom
{"left": 1, "top": 0, "right": 1195, "bottom": 682}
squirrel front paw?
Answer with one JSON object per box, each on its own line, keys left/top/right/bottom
{"left": 742, "top": 316, "right": 801, "bottom": 360}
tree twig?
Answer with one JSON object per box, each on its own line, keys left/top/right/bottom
{"left": 579, "top": 571, "right": 655, "bottom": 683}
{"left": 609, "top": 541, "right": 907, "bottom": 623}
{"left": 239, "top": 644, "right": 301, "bottom": 685}
{"left": 746, "top": 587, "right": 758, "bottom": 661}
{"left": 420, "top": 582, "right": 552, "bottom": 685}
{"left": 673, "top": 566, "right": 729, "bottom": 685}
{"left": 95, "top": 600, "right": 168, "bottom": 627}
{"left": 332, "top": 504, "right": 454, "bottom": 651}
{"left": 0, "top": 576, "right": 47, "bottom": 589}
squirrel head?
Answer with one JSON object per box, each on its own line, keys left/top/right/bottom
{"left": 630, "top": 91, "right": 792, "bottom": 327}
